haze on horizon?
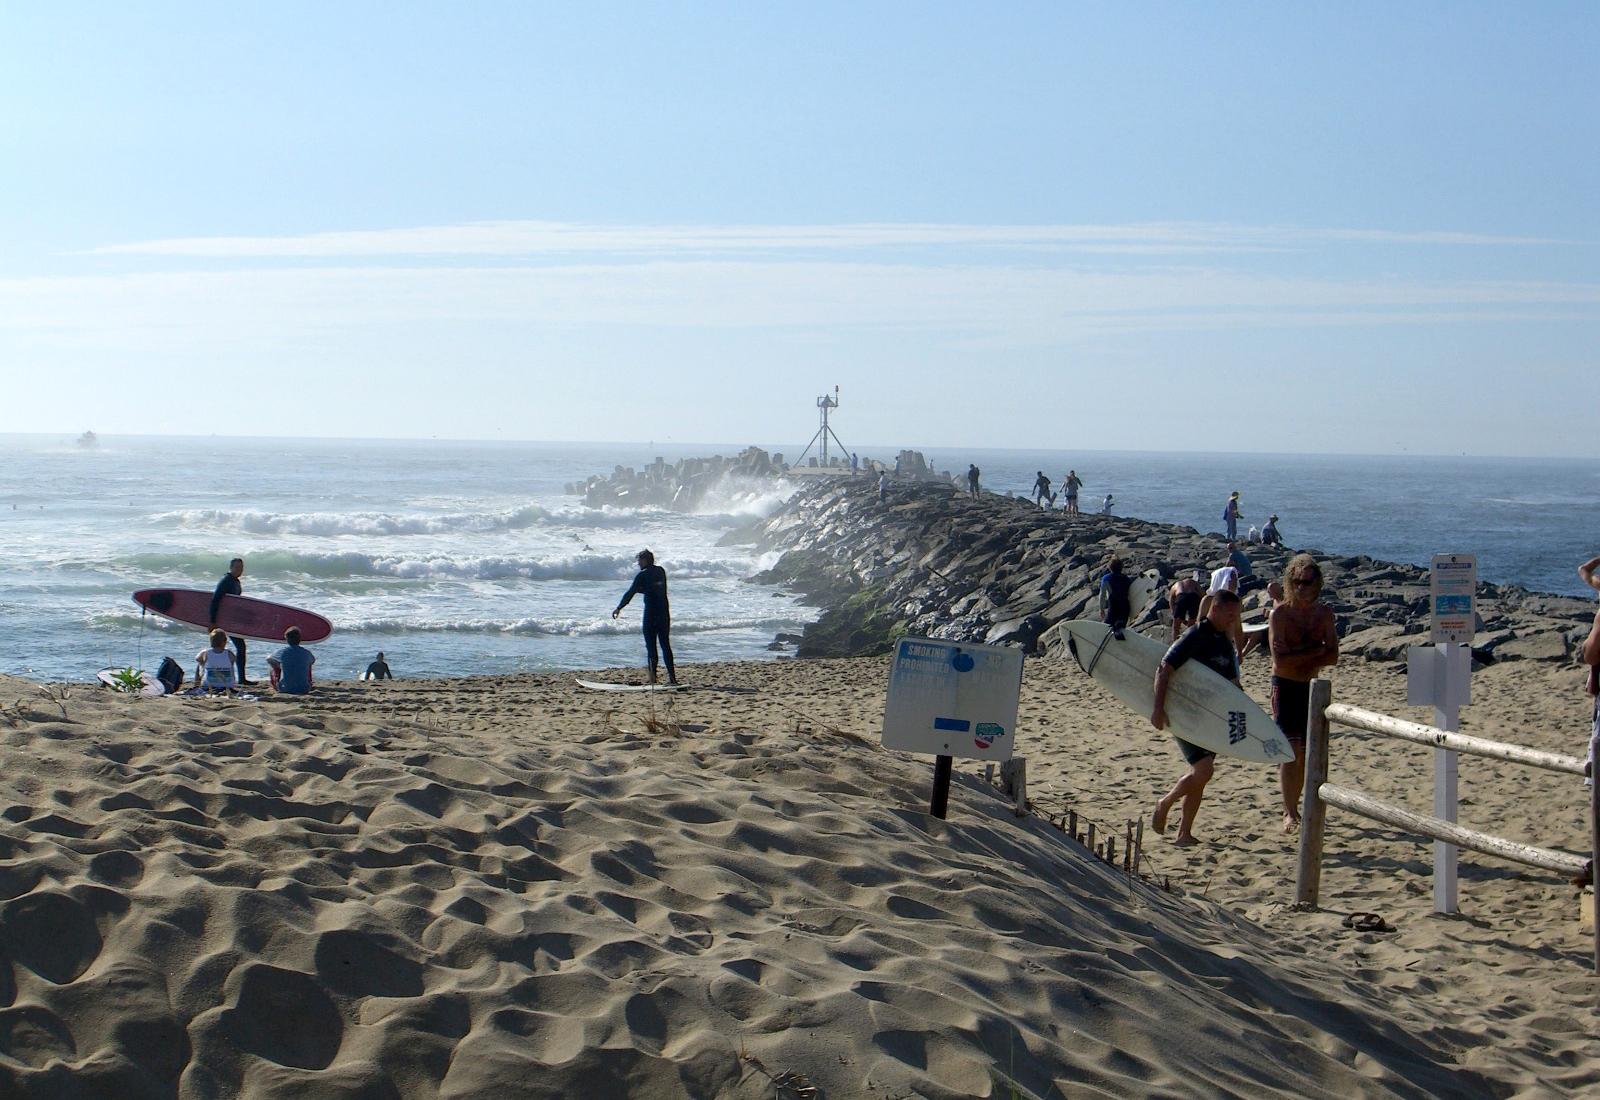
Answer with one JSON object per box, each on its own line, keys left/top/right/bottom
{"left": 2, "top": 3, "right": 1595, "bottom": 458}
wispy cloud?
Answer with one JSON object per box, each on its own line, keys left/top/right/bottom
{"left": 80, "top": 220, "right": 1568, "bottom": 259}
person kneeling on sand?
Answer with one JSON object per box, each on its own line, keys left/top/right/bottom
{"left": 1150, "top": 589, "right": 1243, "bottom": 847}
{"left": 1269, "top": 554, "right": 1339, "bottom": 832}
{"left": 267, "top": 626, "right": 316, "bottom": 695}
{"left": 196, "top": 629, "right": 238, "bottom": 694}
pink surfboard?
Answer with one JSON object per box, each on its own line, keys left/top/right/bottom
{"left": 133, "top": 589, "right": 333, "bottom": 643}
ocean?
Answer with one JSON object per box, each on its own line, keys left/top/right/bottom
{"left": 2, "top": 435, "right": 1594, "bottom": 682}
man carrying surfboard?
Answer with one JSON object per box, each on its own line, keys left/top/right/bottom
{"left": 209, "top": 558, "right": 254, "bottom": 685}
{"left": 1150, "top": 588, "right": 1243, "bottom": 847}
{"left": 613, "top": 549, "right": 677, "bottom": 686}
{"left": 1269, "top": 554, "right": 1340, "bottom": 833}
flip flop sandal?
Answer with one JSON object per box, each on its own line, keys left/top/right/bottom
{"left": 1342, "top": 912, "right": 1390, "bottom": 933}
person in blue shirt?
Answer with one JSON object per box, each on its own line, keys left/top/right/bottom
{"left": 613, "top": 549, "right": 676, "bottom": 685}
{"left": 267, "top": 626, "right": 315, "bottom": 695}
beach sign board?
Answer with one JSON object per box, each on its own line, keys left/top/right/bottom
{"left": 882, "top": 637, "right": 1023, "bottom": 762}
{"left": 1429, "top": 554, "right": 1477, "bottom": 645}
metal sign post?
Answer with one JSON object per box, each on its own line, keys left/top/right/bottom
{"left": 1410, "top": 553, "right": 1477, "bottom": 914}
{"left": 881, "top": 637, "right": 1024, "bottom": 819}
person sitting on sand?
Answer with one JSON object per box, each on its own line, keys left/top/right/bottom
{"left": 267, "top": 626, "right": 316, "bottom": 695}
{"left": 364, "top": 652, "right": 392, "bottom": 681}
{"left": 1150, "top": 589, "right": 1243, "bottom": 847}
{"left": 1168, "top": 570, "right": 1204, "bottom": 641}
{"left": 195, "top": 629, "right": 238, "bottom": 694}
{"left": 1269, "top": 554, "right": 1339, "bottom": 832}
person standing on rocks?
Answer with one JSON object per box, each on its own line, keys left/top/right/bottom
{"left": 1268, "top": 553, "right": 1339, "bottom": 832}
{"left": 879, "top": 471, "right": 889, "bottom": 504}
{"left": 1099, "top": 493, "right": 1115, "bottom": 515}
{"left": 613, "top": 549, "right": 677, "bottom": 686}
{"left": 1098, "top": 556, "right": 1134, "bottom": 640}
{"left": 1032, "top": 471, "right": 1053, "bottom": 507}
{"left": 1168, "top": 570, "right": 1204, "bottom": 641}
{"left": 1063, "top": 470, "right": 1083, "bottom": 514}
{"left": 1222, "top": 491, "right": 1242, "bottom": 541}
{"left": 966, "top": 464, "right": 981, "bottom": 498}
{"left": 1150, "top": 588, "right": 1243, "bottom": 847}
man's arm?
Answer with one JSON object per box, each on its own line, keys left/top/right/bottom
{"left": 1583, "top": 609, "right": 1600, "bottom": 668}
{"left": 1151, "top": 663, "right": 1175, "bottom": 729}
{"left": 1317, "top": 606, "right": 1340, "bottom": 667}
{"left": 613, "top": 573, "right": 644, "bottom": 616}
{"left": 1580, "top": 556, "right": 1600, "bottom": 594}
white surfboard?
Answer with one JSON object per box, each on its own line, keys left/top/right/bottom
{"left": 1059, "top": 619, "right": 1292, "bottom": 763}
{"left": 1128, "top": 570, "right": 1162, "bottom": 623}
{"left": 575, "top": 678, "right": 686, "bottom": 693}
{"left": 1242, "top": 620, "right": 1269, "bottom": 636}
{"left": 96, "top": 667, "right": 166, "bottom": 697}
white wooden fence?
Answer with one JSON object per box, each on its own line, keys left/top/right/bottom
{"left": 1293, "top": 678, "right": 1599, "bottom": 973}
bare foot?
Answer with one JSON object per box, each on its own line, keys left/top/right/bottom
{"left": 1282, "top": 813, "right": 1300, "bottom": 834}
{"left": 1151, "top": 802, "right": 1169, "bottom": 835}
{"left": 1173, "top": 835, "right": 1200, "bottom": 848}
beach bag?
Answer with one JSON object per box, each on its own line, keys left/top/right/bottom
{"left": 156, "top": 656, "right": 184, "bottom": 695}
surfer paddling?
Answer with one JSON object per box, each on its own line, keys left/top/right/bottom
{"left": 1269, "top": 554, "right": 1339, "bottom": 832}
{"left": 613, "top": 549, "right": 677, "bottom": 686}
{"left": 1150, "top": 588, "right": 1243, "bottom": 847}
{"left": 209, "top": 558, "right": 254, "bottom": 685}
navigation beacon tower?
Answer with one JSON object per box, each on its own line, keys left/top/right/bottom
{"left": 795, "top": 386, "right": 852, "bottom": 467}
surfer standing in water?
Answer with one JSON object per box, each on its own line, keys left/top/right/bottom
{"left": 613, "top": 549, "right": 677, "bottom": 686}
{"left": 1150, "top": 588, "right": 1243, "bottom": 847}
{"left": 209, "top": 557, "right": 253, "bottom": 685}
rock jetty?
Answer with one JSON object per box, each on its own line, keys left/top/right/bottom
{"left": 567, "top": 447, "right": 788, "bottom": 511}
{"left": 747, "top": 477, "right": 1597, "bottom": 665}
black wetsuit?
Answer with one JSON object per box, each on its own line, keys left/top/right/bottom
{"left": 209, "top": 572, "right": 246, "bottom": 679}
{"left": 1100, "top": 571, "right": 1133, "bottom": 630}
{"left": 364, "top": 660, "right": 392, "bottom": 681}
{"left": 617, "top": 564, "right": 675, "bottom": 683}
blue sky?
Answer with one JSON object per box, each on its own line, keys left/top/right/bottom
{"left": 2, "top": 2, "right": 1595, "bottom": 455}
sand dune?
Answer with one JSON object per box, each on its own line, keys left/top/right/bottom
{"left": 0, "top": 656, "right": 1592, "bottom": 1097}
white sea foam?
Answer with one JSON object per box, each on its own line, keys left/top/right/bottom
{"left": 148, "top": 503, "right": 662, "bottom": 536}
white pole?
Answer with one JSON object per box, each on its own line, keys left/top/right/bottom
{"left": 1432, "top": 643, "right": 1463, "bottom": 914}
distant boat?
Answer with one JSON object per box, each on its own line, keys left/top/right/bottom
{"left": 76, "top": 431, "right": 98, "bottom": 448}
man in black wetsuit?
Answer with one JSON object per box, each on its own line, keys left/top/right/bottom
{"left": 613, "top": 549, "right": 676, "bottom": 685}
{"left": 1098, "top": 556, "right": 1134, "bottom": 640}
{"left": 209, "top": 557, "right": 254, "bottom": 685}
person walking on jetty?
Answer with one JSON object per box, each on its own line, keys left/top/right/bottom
{"left": 850, "top": 452, "right": 859, "bottom": 477}
{"left": 1222, "top": 491, "right": 1242, "bottom": 541}
{"left": 1269, "top": 554, "right": 1339, "bottom": 833}
{"left": 878, "top": 471, "right": 889, "bottom": 504}
{"left": 1099, "top": 493, "right": 1115, "bottom": 515}
{"left": 966, "top": 464, "right": 981, "bottom": 498}
{"left": 1168, "top": 570, "right": 1204, "bottom": 642}
{"left": 1150, "top": 589, "right": 1243, "bottom": 847}
{"left": 1063, "top": 470, "right": 1083, "bottom": 514}
{"left": 1032, "top": 471, "right": 1053, "bottom": 507}
{"left": 208, "top": 557, "right": 254, "bottom": 685}
{"left": 1098, "top": 557, "right": 1134, "bottom": 640}
{"left": 613, "top": 549, "right": 677, "bottom": 685}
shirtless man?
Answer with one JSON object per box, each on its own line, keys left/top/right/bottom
{"left": 1269, "top": 554, "right": 1339, "bottom": 831}
{"left": 1168, "top": 570, "right": 1203, "bottom": 641}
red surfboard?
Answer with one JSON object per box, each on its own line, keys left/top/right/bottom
{"left": 133, "top": 589, "right": 333, "bottom": 643}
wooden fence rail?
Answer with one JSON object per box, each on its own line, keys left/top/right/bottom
{"left": 1295, "top": 678, "right": 1599, "bottom": 974}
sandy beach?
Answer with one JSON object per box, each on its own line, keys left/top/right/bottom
{"left": 0, "top": 650, "right": 1593, "bottom": 1098}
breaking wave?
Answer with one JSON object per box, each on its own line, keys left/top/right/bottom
{"left": 148, "top": 503, "right": 662, "bottom": 536}
{"left": 118, "top": 550, "right": 747, "bottom": 582}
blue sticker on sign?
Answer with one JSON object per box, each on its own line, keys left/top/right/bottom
{"left": 951, "top": 651, "right": 975, "bottom": 673}
{"left": 934, "top": 717, "right": 971, "bottom": 732}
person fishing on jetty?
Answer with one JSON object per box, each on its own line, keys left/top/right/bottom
{"left": 1151, "top": 588, "right": 1243, "bottom": 847}
{"left": 208, "top": 557, "right": 255, "bottom": 685}
{"left": 613, "top": 549, "right": 677, "bottom": 685}
{"left": 1269, "top": 554, "right": 1339, "bottom": 833}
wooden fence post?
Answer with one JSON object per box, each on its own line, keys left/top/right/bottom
{"left": 1294, "top": 677, "right": 1334, "bottom": 908}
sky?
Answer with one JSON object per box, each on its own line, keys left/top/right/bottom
{"left": 2, "top": 2, "right": 1596, "bottom": 456}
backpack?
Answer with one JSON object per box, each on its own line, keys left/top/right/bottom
{"left": 156, "top": 656, "right": 184, "bottom": 695}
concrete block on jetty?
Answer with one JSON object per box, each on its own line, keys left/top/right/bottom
{"left": 748, "top": 478, "right": 1599, "bottom": 664}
